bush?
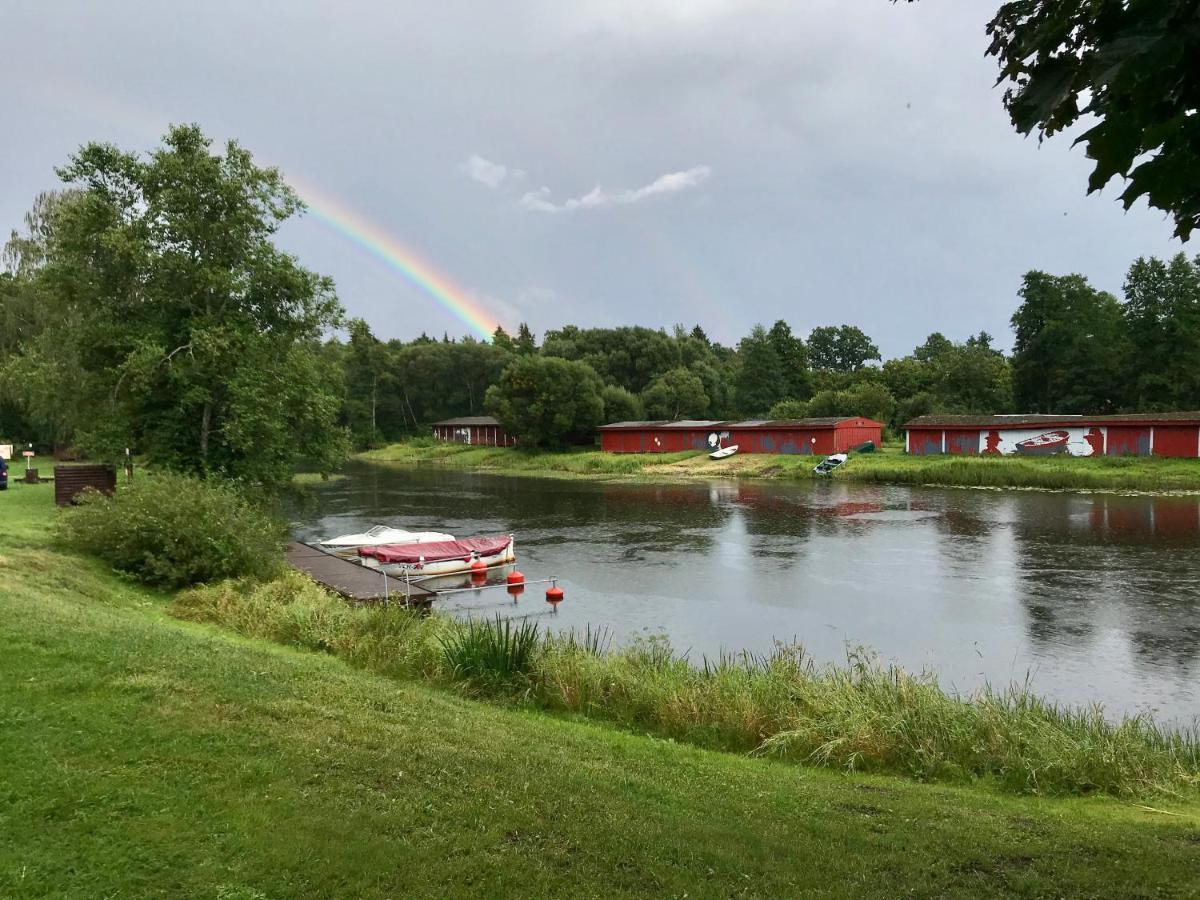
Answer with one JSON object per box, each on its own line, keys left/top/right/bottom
{"left": 58, "top": 472, "right": 286, "bottom": 588}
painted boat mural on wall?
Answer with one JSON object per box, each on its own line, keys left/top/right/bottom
{"left": 986, "top": 427, "right": 1105, "bottom": 457}
{"left": 905, "top": 415, "right": 1200, "bottom": 457}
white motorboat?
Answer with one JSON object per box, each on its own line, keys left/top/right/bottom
{"left": 813, "top": 453, "right": 848, "bottom": 475}
{"left": 357, "top": 535, "right": 516, "bottom": 577}
{"left": 320, "top": 524, "right": 455, "bottom": 558}
{"left": 709, "top": 444, "right": 739, "bottom": 460}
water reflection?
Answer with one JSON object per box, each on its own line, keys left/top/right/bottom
{"left": 289, "top": 464, "right": 1200, "bottom": 723}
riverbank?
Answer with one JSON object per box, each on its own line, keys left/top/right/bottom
{"left": 358, "top": 441, "right": 1200, "bottom": 492}
{"left": 3, "top": 480, "right": 1200, "bottom": 896}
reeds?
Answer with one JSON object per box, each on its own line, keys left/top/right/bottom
{"left": 173, "top": 580, "right": 1200, "bottom": 798}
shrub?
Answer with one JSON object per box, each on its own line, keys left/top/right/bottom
{"left": 439, "top": 615, "right": 541, "bottom": 685}
{"left": 58, "top": 472, "right": 286, "bottom": 588}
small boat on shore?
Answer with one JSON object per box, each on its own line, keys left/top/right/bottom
{"left": 814, "top": 453, "right": 848, "bottom": 475}
{"left": 709, "top": 444, "right": 739, "bottom": 460}
{"left": 357, "top": 535, "right": 516, "bottom": 577}
{"left": 320, "top": 525, "right": 455, "bottom": 558}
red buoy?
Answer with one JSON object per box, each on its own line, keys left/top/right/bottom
{"left": 470, "top": 557, "right": 488, "bottom": 574}
{"left": 506, "top": 570, "right": 526, "bottom": 585}
{"left": 507, "top": 583, "right": 525, "bottom": 598}
{"left": 545, "top": 585, "right": 564, "bottom": 605}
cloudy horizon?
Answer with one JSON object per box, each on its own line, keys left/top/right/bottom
{"left": 2, "top": 0, "right": 1185, "bottom": 356}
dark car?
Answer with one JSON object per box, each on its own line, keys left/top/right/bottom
{"left": 0, "top": 455, "right": 7, "bottom": 490}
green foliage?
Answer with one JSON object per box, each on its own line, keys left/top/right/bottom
{"left": 1010, "top": 271, "right": 1127, "bottom": 413}
{"left": 2, "top": 126, "right": 347, "bottom": 487}
{"left": 440, "top": 615, "right": 541, "bottom": 685}
{"left": 808, "top": 325, "right": 881, "bottom": 372}
{"left": 768, "top": 398, "right": 810, "bottom": 419}
{"left": 485, "top": 355, "right": 605, "bottom": 447}
{"left": 767, "top": 320, "right": 812, "bottom": 400}
{"left": 734, "top": 324, "right": 786, "bottom": 415}
{"left": 641, "top": 367, "right": 710, "bottom": 420}
{"left": 808, "top": 382, "right": 896, "bottom": 424}
{"left": 599, "top": 383, "right": 643, "bottom": 423}
{"left": 57, "top": 472, "right": 285, "bottom": 588}
{"left": 985, "top": 0, "right": 1200, "bottom": 240}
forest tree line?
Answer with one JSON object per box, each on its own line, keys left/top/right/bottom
{"left": 323, "top": 252, "right": 1200, "bottom": 448}
{"left": 4, "top": 128, "right": 1200, "bottom": 459}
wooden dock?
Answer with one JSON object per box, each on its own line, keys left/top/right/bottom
{"left": 285, "top": 542, "right": 435, "bottom": 605}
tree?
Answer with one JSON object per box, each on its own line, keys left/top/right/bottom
{"left": 914, "top": 332, "right": 954, "bottom": 362}
{"left": 1121, "top": 253, "right": 1200, "bottom": 408}
{"left": 768, "top": 398, "right": 809, "bottom": 419}
{"left": 641, "top": 367, "right": 710, "bottom": 420}
{"left": 984, "top": 1, "right": 1200, "bottom": 240}
{"left": 807, "top": 325, "right": 881, "bottom": 372}
{"left": 807, "top": 383, "right": 896, "bottom": 424}
{"left": 342, "top": 319, "right": 395, "bottom": 447}
{"left": 485, "top": 356, "right": 604, "bottom": 448}
{"left": 734, "top": 325, "right": 786, "bottom": 415}
{"left": 6, "top": 125, "right": 347, "bottom": 486}
{"left": 514, "top": 322, "right": 538, "bottom": 354}
{"left": 767, "top": 320, "right": 813, "bottom": 400}
{"left": 600, "top": 384, "right": 644, "bottom": 423}
{"left": 1010, "top": 271, "right": 1127, "bottom": 413}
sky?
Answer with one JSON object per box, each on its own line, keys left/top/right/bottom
{"left": 1, "top": 0, "right": 1186, "bottom": 356}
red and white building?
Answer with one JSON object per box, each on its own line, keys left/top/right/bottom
{"left": 598, "top": 418, "right": 883, "bottom": 455}
{"left": 904, "top": 413, "right": 1200, "bottom": 457}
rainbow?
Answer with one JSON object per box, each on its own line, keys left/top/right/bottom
{"left": 291, "top": 179, "right": 499, "bottom": 341}
{"left": 31, "top": 80, "right": 506, "bottom": 339}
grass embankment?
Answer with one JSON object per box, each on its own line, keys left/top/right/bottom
{"left": 5, "top": 482, "right": 1200, "bottom": 897}
{"left": 360, "top": 441, "right": 1200, "bottom": 492}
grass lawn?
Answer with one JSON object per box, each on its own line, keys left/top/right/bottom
{"left": 3, "top": 480, "right": 1200, "bottom": 897}
{"left": 358, "top": 441, "right": 1200, "bottom": 492}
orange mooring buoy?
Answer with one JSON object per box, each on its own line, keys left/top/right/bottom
{"left": 545, "top": 584, "right": 564, "bottom": 605}
{"left": 507, "top": 583, "right": 525, "bottom": 598}
{"left": 506, "top": 570, "right": 525, "bottom": 585}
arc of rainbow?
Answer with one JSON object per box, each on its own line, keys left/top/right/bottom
{"left": 290, "top": 179, "right": 499, "bottom": 341}
{"left": 27, "top": 80, "right": 503, "bottom": 341}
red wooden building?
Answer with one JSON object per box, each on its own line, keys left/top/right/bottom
{"left": 598, "top": 418, "right": 883, "bottom": 455}
{"left": 432, "top": 416, "right": 517, "bottom": 447}
{"left": 904, "top": 413, "right": 1200, "bottom": 458}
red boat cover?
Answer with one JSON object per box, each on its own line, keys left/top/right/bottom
{"left": 358, "top": 535, "right": 511, "bottom": 565}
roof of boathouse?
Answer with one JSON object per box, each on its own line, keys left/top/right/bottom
{"left": 432, "top": 416, "right": 503, "bottom": 427}
{"left": 904, "top": 413, "right": 1200, "bottom": 429}
{"left": 598, "top": 417, "right": 879, "bottom": 430}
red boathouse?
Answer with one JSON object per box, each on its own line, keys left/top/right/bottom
{"left": 904, "top": 413, "right": 1200, "bottom": 458}
{"left": 432, "top": 416, "right": 517, "bottom": 447}
{"left": 598, "top": 418, "right": 883, "bottom": 455}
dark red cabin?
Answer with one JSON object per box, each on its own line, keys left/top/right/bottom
{"left": 432, "top": 416, "right": 517, "bottom": 447}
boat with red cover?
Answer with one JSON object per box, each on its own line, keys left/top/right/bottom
{"left": 357, "top": 535, "right": 515, "bottom": 576}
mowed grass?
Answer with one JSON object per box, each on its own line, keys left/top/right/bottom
{"left": 361, "top": 441, "right": 1200, "bottom": 492}
{"left": 3, "top": 482, "right": 1200, "bottom": 897}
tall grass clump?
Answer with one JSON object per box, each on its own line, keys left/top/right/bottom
{"left": 440, "top": 615, "right": 541, "bottom": 685}
{"left": 58, "top": 472, "right": 286, "bottom": 588}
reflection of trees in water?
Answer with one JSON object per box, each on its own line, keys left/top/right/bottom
{"left": 1006, "top": 493, "right": 1200, "bottom": 672}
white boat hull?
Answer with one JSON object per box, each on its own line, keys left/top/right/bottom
{"left": 359, "top": 539, "right": 516, "bottom": 577}
{"left": 321, "top": 525, "right": 455, "bottom": 558}
{"left": 709, "top": 445, "right": 739, "bottom": 460}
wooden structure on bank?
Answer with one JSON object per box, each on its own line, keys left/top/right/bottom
{"left": 54, "top": 464, "right": 116, "bottom": 506}
{"left": 285, "top": 542, "right": 434, "bottom": 605}
{"left": 432, "top": 416, "right": 517, "bottom": 447}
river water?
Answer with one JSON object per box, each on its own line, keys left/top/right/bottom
{"left": 290, "top": 463, "right": 1200, "bottom": 723}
